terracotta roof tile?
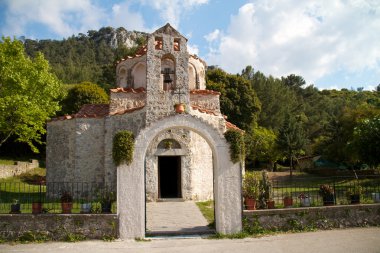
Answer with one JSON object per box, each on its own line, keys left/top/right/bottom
{"left": 191, "top": 105, "right": 218, "bottom": 116}
{"left": 190, "top": 89, "right": 221, "bottom": 95}
{"left": 110, "top": 87, "right": 146, "bottom": 93}
{"left": 109, "top": 105, "right": 145, "bottom": 115}
{"left": 225, "top": 121, "right": 243, "bottom": 132}
{"left": 76, "top": 104, "right": 110, "bottom": 118}
{"left": 116, "top": 45, "right": 147, "bottom": 64}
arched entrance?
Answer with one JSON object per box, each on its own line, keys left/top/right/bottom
{"left": 117, "top": 114, "right": 242, "bottom": 239}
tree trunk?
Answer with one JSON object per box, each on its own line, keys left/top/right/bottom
{"left": 290, "top": 155, "right": 293, "bottom": 178}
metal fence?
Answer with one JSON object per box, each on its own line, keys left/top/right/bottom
{"left": 265, "top": 175, "right": 380, "bottom": 208}
{"left": 0, "top": 181, "right": 116, "bottom": 214}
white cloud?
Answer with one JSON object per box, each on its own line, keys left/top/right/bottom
{"left": 1, "top": 0, "right": 107, "bottom": 38}
{"left": 187, "top": 43, "right": 199, "bottom": 55}
{"left": 109, "top": 2, "right": 146, "bottom": 31}
{"left": 205, "top": 0, "right": 380, "bottom": 85}
{"left": 140, "top": 0, "right": 209, "bottom": 29}
{"left": 204, "top": 29, "right": 220, "bottom": 42}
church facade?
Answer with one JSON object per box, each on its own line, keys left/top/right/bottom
{"left": 46, "top": 23, "right": 240, "bottom": 202}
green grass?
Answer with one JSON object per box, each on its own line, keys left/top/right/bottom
{"left": 196, "top": 200, "right": 215, "bottom": 227}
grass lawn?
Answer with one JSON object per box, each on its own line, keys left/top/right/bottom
{"left": 196, "top": 200, "right": 215, "bottom": 228}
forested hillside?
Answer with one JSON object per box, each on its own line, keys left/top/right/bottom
{"left": 23, "top": 27, "right": 146, "bottom": 89}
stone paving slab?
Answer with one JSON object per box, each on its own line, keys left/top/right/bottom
{"left": 146, "top": 201, "right": 214, "bottom": 236}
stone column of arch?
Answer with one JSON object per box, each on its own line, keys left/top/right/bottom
{"left": 117, "top": 114, "right": 242, "bottom": 239}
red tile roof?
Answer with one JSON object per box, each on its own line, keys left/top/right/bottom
{"left": 109, "top": 105, "right": 145, "bottom": 116}
{"left": 191, "top": 105, "right": 218, "bottom": 116}
{"left": 110, "top": 87, "right": 146, "bottom": 93}
{"left": 190, "top": 89, "right": 221, "bottom": 95}
{"left": 225, "top": 121, "right": 243, "bottom": 132}
{"left": 76, "top": 104, "right": 110, "bottom": 118}
{"left": 50, "top": 104, "right": 145, "bottom": 121}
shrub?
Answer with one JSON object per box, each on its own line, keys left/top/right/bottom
{"left": 224, "top": 129, "right": 245, "bottom": 163}
{"left": 112, "top": 130, "right": 134, "bottom": 166}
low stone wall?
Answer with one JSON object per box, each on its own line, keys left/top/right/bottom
{"left": 0, "top": 214, "right": 118, "bottom": 241}
{"left": 0, "top": 160, "right": 39, "bottom": 179}
{"left": 244, "top": 204, "right": 380, "bottom": 231}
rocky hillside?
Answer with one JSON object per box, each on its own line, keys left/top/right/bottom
{"left": 23, "top": 27, "right": 147, "bottom": 88}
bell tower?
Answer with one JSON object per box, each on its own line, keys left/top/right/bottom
{"left": 145, "top": 23, "right": 190, "bottom": 124}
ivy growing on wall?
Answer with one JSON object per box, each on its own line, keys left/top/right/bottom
{"left": 112, "top": 130, "right": 135, "bottom": 166}
{"left": 224, "top": 129, "right": 245, "bottom": 163}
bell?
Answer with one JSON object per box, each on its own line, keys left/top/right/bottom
{"left": 163, "top": 72, "right": 172, "bottom": 84}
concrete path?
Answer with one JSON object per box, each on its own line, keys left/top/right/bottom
{"left": 1, "top": 227, "right": 379, "bottom": 253}
{"left": 146, "top": 201, "right": 214, "bottom": 236}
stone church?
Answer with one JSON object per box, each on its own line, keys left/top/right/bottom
{"left": 46, "top": 23, "right": 240, "bottom": 203}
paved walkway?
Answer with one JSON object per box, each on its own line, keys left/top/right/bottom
{"left": 1, "top": 228, "right": 379, "bottom": 253}
{"left": 146, "top": 201, "right": 214, "bottom": 236}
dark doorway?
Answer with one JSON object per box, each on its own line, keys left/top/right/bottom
{"left": 158, "top": 156, "right": 181, "bottom": 198}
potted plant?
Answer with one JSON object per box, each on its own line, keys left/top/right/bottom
{"left": 242, "top": 172, "right": 260, "bottom": 210}
{"left": 98, "top": 189, "right": 116, "bottom": 213}
{"left": 61, "top": 191, "right": 73, "bottom": 214}
{"left": 32, "top": 202, "right": 43, "bottom": 214}
{"left": 346, "top": 185, "right": 362, "bottom": 204}
{"left": 283, "top": 192, "right": 293, "bottom": 208}
{"left": 319, "top": 184, "right": 334, "bottom": 206}
{"left": 10, "top": 199, "right": 21, "bottom": 214}
{"left": 261, "top": 171, "right": 275, "bottom": 209}
{"left": 174, "top": 103, "right": 185, "bottom": 113}
{"left": 298, "top": 193, "right": 311, "bottom": 207}
{"left": 164, "top": 140, "right": 173, "bottom": 149}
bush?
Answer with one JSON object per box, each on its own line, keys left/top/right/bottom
{"left": 224, "top": 129, "right": 245, "bottom": 163}
{"left": 60, "top": 81, "right": 109, "bottom": 114}
{"left": 112, "top": 130, "right": 134, "bottom": 166}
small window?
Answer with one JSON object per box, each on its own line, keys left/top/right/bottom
{"left": 174, "top": 38, "right": 180, "bottom": 51}
{"left": 155, "top": 37, "right": 163, "bottom": 50}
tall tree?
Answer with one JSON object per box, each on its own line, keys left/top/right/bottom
{"left": 207, "top": 68, "right": 261, "bottom": 131}
{"left": 0, "top": 37, "right": 62, "bottom": 152}
{"left": 276, "top": 114, "right": 308, "bottom": 176}
{"left": 353, "top": 116, "right": 380, "bottom": 168}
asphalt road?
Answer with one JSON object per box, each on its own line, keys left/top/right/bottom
{"left": 1, "top": 227, "right": 379, "bottom": 253}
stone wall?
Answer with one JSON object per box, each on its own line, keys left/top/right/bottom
{"left": 190, "top": 93, "right": 221, "bottom": 114}
{"left": 109, "top": 91, "right": 146, "bottom": 114}
{"left": 244, "top": 204, "right": 380, "bottom": 231}
{"left": 0, "top": 214, "right": 118, "bottom": 241}
{"left": 74, "top": 118, "right": 105, "bottom": 183}
{"left": 0, "top": 160, "right": 39, "bottom": 179}
{"left": 46, "top": 119, "right": 76, "bottom": 183}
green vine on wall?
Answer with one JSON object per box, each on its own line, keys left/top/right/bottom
{"left": 112, "top": 130, "right": 135, "bottom": 166}
{"left": 224, "top": 129, "right": 245, "bottom": 163}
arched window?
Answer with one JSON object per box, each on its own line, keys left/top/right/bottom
{"left": 132, "top": 62, "right": 147, "bottom": 89}
{"left": 188, "top": 64, "right": 197, "bottom": 90}
{"left": 160, "top": 54, "right": 176, "bottom": 91}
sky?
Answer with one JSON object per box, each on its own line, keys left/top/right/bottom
{"left": 0, "top": 0, "right": 379, "bottom": 90}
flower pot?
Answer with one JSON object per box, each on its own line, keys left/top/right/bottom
{"left": 61, "top": 202, "right": 73, "bottom": 214}
{"left": 10, "top": 203, "right": 21, "bottom": 214}
{"left": 283, "top": 197, "right": 293, "bottom": 208}
{"left": 350, "top": 194, "right": 360, "bottom": 204}
{"left": 266, "top": 200, "right": 275, "bottom": 209}
{"left": 32, "top": 202, "right": 43, "bottom": 214}
{"left": 175, "top": 103, "right": 185, "bottom": 113}
{"left": 80, "top": 203, "right": 92, "bottom": 213}
{"left": 323, "top": 195, "right": 335, "bottom": 206}
{"left": 245, "top": 198, "right": 256, "bottom": 210}
{"left": 300, "top": 197, "right": 311, "bottom": 207}
{"left": 372, "top": 193, "right": 380, "bottom": 203}
{"left": 101, "top": 202, "right": 112, "bottom": 213}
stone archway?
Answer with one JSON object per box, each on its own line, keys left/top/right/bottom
{"left": 117, "top": 114, "right": 242, "bottom": 239}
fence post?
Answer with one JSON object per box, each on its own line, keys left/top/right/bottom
{"left": 333, "top": 177, "right": 336, "bottom": 205}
